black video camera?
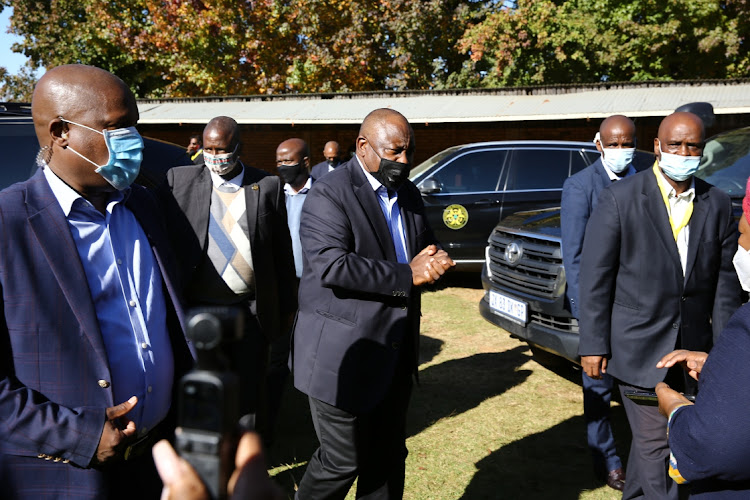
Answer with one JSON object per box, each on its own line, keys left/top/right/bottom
{"left": 175, "top": 306, "right": 248, "bottom": 500}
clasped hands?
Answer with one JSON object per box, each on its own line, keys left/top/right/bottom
{"left": 410, "top": 244, "right": 455, "bottom": 286}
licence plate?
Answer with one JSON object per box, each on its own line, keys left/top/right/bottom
{"left": 489, "top": 290, "right": 528, "bottom": 325}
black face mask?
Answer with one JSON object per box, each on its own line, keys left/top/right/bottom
{"left": 277, "top": 162, "right": 307, "bottom": 186}
{"left": 373, "top": 157, "right": 411, "bottom": 191}
{"left": 327, "top": 159, "right": 338, "bottom": 168}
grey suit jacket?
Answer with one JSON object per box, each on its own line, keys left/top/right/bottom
{"left": 163, "top": 163, "right": 297, "bottom": 340}
{"left": 578, "top": 168, "right": 742, "bottom": 388}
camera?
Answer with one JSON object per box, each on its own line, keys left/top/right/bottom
{"left": 176, "top": 307, "right": 247, "bottom": 499}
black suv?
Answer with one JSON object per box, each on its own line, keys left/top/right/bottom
{"left": 1, "top": 102, "right": 191, "bottom": 190}
{"left": 409, "top": 141, "right": 610, "bottom": 271}
{"left": 479, "top": 128, "right": 749, "bottom": 365}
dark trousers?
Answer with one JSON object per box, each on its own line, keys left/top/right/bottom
{"left": 297, "top": 373, "right": 413, "bottom": 500}
{"left": 227, "top": 314, "right": 268, "bottom": 427}
{"left": 619, "top": 383, "right": 679, "bottom": 500}
{"left": 583, "top": 371, "right": 622, "bottom": 474}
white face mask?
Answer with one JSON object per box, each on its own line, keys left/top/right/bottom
{"left": 594, "top": 133, "right": 635, "bottom": 174}
{"left": 657, "top": 140, "right": 702, "bottom": 182}
{"left": 732, "top": 246, "right": 750, "bottom": 292}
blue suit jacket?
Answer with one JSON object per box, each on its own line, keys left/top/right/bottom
{"left": 668, "top": 302, "right": 750, "bottom": 498}
{"left": 292, "top": 158, "right": 437, "bottom": 414}
{"left": 310, "top": 160, "right": 339, "bottom": 183}
{"left": 561, "top": 158, "right": 614, "bottom": 319}
{"left": 578, "top": 169, "right": 742, "bottom": 388}
{"left": 0, "top": 170, "right": 193, "bottom": 498}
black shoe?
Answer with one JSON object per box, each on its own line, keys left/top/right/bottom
{"left": 606, "top": 468, "right": 626, "bottom": 491}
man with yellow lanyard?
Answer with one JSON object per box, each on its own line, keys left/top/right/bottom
{"left": 578, "top": 111, "right": 742, "bottom": 500}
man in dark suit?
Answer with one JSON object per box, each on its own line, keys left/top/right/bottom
{"left": 292, "top": 109, "right": 455, "bottom": 500}
{"left": 562, "top": 115, "right": 636, "bottom": 491}
{"left": 579, "top": 111, "right": 742, "bottom": 499}
{"left": 161, "top": 116, "right": 296, "bottom": 434}
{"left": 310, "top": 140, "right": 342, "bottom": 182}
{"left": 0, "top": 64, "right": 194, "bottom": 498}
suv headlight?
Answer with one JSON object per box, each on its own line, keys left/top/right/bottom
{"left": 553, "top": 265, "right": 566, "bottom": 297}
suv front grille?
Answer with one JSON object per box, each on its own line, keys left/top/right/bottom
{"left": 530, "top": 312, "right": 579, "bottom": 333}
{"left": 487, "top": 230, "right": 563, "bottom": 299}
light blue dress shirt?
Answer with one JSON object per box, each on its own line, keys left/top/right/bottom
{"left": 284, "top": 177, "right": 312, "bottom": 278}
{"left": 43, "top": 167, "right": 174, "bottom": 437}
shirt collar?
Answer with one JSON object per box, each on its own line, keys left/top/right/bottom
{"left": 42, "top": 165, "right": 126, "bottom": 217}
{"left": 209, "top": 162, "right": 245, "bottom": 190}
{"left": 284, "top": 176, "right": 312, "bottom": 196}
{"left": 655, "top": 163, "right": 696, "bottom": 201}
{"left": 356, "top": 156, "right": 384, "bottom": 193}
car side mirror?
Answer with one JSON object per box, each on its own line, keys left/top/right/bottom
{"left": 419, "top": 177, "right": 442, "bottom": 195}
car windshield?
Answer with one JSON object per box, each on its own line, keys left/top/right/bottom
{"left": 409, "top": 145, "right": 464, "bottom": 183}
{"left": 695, "top": 127, "right": 750, "bottom": 199}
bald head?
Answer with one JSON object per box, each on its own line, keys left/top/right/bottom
{"left": 204, "top": 116, "right": 241, "bottom": 150}
{"left": 277, "top": 138, "right": 309, "bottom": 159}
{"left": 30, "top": 64, "right": 139, "bottom": 201}
{"left": 657, "top": 112, "right": 705, "bottom": 144}
{"left": 32, "top": 64, "right": 136, "bottom": 147}
{"left": 276, "top": 138, "right": 310, "bottom": 190}
{"left": 599, "top": 115, "right": 635, "bottom": 142}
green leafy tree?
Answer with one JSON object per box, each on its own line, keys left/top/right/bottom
{"left": 454, "top": 0, "right": 750, "bottom": 86}
{"left": 1, "top": 0, "right": 488, "bottom": 97}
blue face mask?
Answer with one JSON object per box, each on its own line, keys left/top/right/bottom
{"left": 657, "top": 140, "right": 702, "bottom": 182}
{"left": 61, "top": 118, "right": 144, "bottom": 190}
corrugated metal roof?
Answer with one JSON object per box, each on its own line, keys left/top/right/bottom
{"left": 136, "top": 80, "right": 750, "bottom": 125}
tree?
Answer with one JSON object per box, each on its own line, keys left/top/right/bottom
{"left": 453, "top": 0, "right": 750, "bottom": 87}
{"left": 1, "top": 0, "right": 488, "bottom": 97}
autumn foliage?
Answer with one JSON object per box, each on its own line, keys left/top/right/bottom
{"left": 2, "top": 0, "right": 750, "bottom": 99}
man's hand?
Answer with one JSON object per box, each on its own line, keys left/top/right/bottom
{"left": 655, "top": 382, "right": 693, "bottom": 418}
{"left": 152, "top": 439, "right": 208, "bottom": 500}
{"left": 410, "top": 245, "right": 455, "bottom": 286}
{"left": 153, "top": 433, "right": 284, "bottom": 500}
{"left": 93, "top": 396, "right": 138, "bottom": 465}
{"left": 581, "top": 355, "right": 607, "bottom": 379}
{"left": 656, "top": 349, "right": 708, "bottom": 381}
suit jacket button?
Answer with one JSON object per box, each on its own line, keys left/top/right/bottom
{"left": 37, "top": 454, "right": 45, "bottom": 459}
{"left": 672, "top": 323, "right": 679, "bottom": 329}
{"left": 63, "top": 459, "right": 70, "bottom": 464}
{"left": 98, "top": 380, "right": 110, "bottom": 388}
{"left": 392, "top": 341, "right": 400, "bottom": 349}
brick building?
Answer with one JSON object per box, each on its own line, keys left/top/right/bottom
{"left": 137, "top": 80, "right": 750, "bottom": 174}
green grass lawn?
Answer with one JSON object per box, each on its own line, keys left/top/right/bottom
{"left": 267, "top": 284, "right": 629, "bottom": 499}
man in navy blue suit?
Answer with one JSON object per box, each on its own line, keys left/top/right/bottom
{"left": 0, "top": 64, "right": 193, "bottom": 499}
{"left": 292, "top": 109, "right": 454, "bottom": 499}
{"left": 579, "top": 112, "right": 742, "bottom": 499}
{"left": 561, "top": 115, "right": 636, "bottom": 491}
{"left": 310, "top": 140, "right": 342, "bottom": 182}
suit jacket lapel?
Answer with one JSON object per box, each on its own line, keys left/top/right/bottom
{"left": 25, "top": 173, "right": 110, "bottom": 368}
{"left": 349, "top": 161, "right": 397, "bottom": 261}
{"left": 242, "top": 165, "right": 260, "bottom": 249}
{"left": 396, "top": 185, "right": 417, "bottom": 259}
{"left": 683, "top": 183, "right": 710, "bottom": 284}
{"left": 642, "top": 172, "right": 683, "bottom": 279}
{"left": 175, "top": 167, "right": 213, "bottom": 249}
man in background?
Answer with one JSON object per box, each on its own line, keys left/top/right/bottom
{"left": 186, "top": 133, "right": 203, "bottom": 164}
{"left": 579, "top": 111, "right": 742, "bottom": 499}
{"left": 162, "top": 116, "right": 296, "bottom": 438}
{"left": 562, "top": 115, "right": 637, "bottom": 491}
{"left": 310, "top": 140, "right": 342, "bottom": 182}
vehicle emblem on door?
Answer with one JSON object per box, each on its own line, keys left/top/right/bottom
{"left": 505, "top": 241, "right": 523, "bottom": 265}
{"left": 442, "top": 204, "right": 469, "bottom": 230}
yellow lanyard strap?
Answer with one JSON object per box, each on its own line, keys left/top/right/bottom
{"left": 653, "top": 162, "right": 693, "bottom": 241}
